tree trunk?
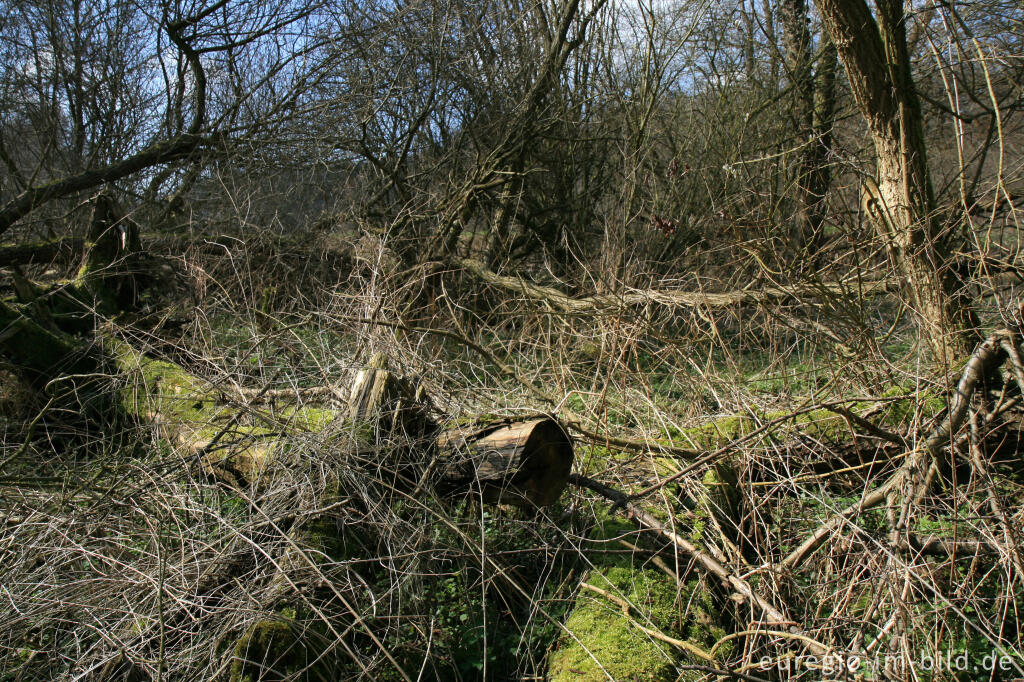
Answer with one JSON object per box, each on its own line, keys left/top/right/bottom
{"left": 781, "top": 0, "right": 840, "bottom": 249}
{"left": 77, "top": 190, "right": 145, "bottom": 312}
{"left": 780, "top": 0, "right": 818, "bottom": 244}
{"left": 814, "top": 0, "right": 979, "bottom": 364}
{"left": 809, "top": 36, "right": 838, "bottom": 223}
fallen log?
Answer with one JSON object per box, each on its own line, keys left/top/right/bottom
{"left": 457, "top": 256, "right": 894, "bottom": 314}
{"left": 0, "top": 237, "right": 84, "bottom": 267}
{"left": 434, "top": 417, "right": 573, "bottom": 507}
{"left": 347, "top": 352, "right": 573, "bottom": 506}
{"left": 112, "top": 342, "right": 575, "bottom": 507}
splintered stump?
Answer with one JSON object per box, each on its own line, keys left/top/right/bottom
{"left": 78, "top": 190, "right": 145, "bottom": 311}
{"left": 435, "top": 418, "right": 574, "bottom": 507}
{"left": 348, "top": 352, "right": 435, "bottom": 439}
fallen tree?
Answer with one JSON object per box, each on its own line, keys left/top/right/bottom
{"left": 6, "top": 195, "right": 1024, "bottom": 679}
{"left": 106, "top": 338, "right": 575, "bottom": 507}
{"left": 456, "top": 256, "right": 894, "bottom": 314}
{"left": 2, "top": 258, "right": 576, "bottom": 680}
{"left": 1, "top": 194, "right": 575, "bottom": 505}
{"left": 0, "top": 237, "right": 84, "bottom": 268}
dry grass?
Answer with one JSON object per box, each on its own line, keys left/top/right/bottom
{"left": 2, "top": 217, "right": 1024, "bottom": 681}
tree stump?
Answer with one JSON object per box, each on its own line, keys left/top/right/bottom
{"left": 78, "top": 190, "right": 144, "bottom": 311}
{"left": 347, "top": 352, "right": 435, "bottom": 440}
{"left": 347, "top": 354, "right": 574, "bottom": 507}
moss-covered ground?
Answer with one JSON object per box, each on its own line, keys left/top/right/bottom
{"left": 548, "top": 511, "right": 729, "bottom": 681}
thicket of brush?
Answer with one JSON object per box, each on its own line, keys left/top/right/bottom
{"left": 1, "top": 213, "right": 1023, "bottom": 680}
{"left": 2, "top": 0, "right": 1024, "bottom": 678}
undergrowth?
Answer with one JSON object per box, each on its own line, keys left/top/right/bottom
{"left": 2, "top": 224, "right": 1024, "bottom": 681}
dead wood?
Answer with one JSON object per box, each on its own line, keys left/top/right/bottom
{"left": 111, "top": 341, "right": 577, "bottom": 509}
{"left": 781, "top": 330, "right": 1012, "bottom": 571}
{"left": 894, "top": 532, "right": 1000, "bottom": 557}
{"left": 435, "top": 417, "right": 574, "bottom": 507}
{"left": 344, "top": 354, "right": 571, "bottom": 505}
{"left": 457, "top": 256, "right": 893, "bottom": 314}
{"left": 0, "top": 237, "right": 84, "bottom": 268}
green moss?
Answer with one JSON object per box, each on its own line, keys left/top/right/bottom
{"left": 107, "top": 337, "right": 344, "bottom": 481}
{"left": 109, "top": 338, "right": 210, "bottom": 419}
{"left": 875, "top": 384, "right": 947, "bottom": 425}
{"left": 548, "top": 513, "right": 728, "bottom": 681}
{"left": 105, "top": 337, "right": 395, "bottom": 491}
{"left": 549, "top": 567, "right": 676, "bottom": 681}
{"left": 278, "top": 404, "right": 339, "bottom": 431}
{"left": 698, "top": 462, "right": 740, "bottom": 543}
{"left": 663, "top": 396, "right": 944, "bottom": 455}
{"left": 679, "top": 415, "right": 759, "bottom": 449}
{"left": 230, "top": 609, "right": 310, "bottom": 682}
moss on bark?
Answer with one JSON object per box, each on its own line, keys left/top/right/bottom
{"left": 0, "top": 299, "right": 98, "bottom": 380}
{"left": 229, "top": 608, "right": 314, "bottom": 682}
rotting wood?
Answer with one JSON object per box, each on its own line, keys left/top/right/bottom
{"left": 346, "top": 353, "right": 573, "bottom": 507}
{"left": 347, "top": 351, "right": 435, "bottom": 441}
{"left": 111, "top": 340, "right": 576, "bottom": 508}
{"left": 78, "top": 191, "right": 146, "bottom": 311}
{"left": 0, "top": 237, "right": 84, "bottom": 267}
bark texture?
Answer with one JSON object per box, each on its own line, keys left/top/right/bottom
{"left": 781, "top": 0, "right": 838, "bottom": 246}
{"left": 436, "top": 417, "right": 574, "bottom": 507}
{"left": 815, "top": 0, "right": 979, "bottom": 363}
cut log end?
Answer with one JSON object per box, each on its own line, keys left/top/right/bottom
{"left": 438, "top": 417, "right": 574, "bottom": 507}
{"left": 516, "top": 418, "right": 575, "bottom": 506}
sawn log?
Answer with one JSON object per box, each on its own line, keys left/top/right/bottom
{"left": 348, "top": 353, "right": 574, "bottom": 506}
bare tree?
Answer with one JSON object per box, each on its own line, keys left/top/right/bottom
{"left": 814, "top": 0, "right": 980, "bottom": 363}
{"left": 0, "top": 0, "right": 328, "bottom": 238}
{"left": 780, "top": 0, "right": 838, "bottom": 246}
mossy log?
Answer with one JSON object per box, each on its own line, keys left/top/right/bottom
{"left": 546, "top": 512, "right": 728, "bottom": 681}
{"left": 0, "top": 237, "right": 84, "bottom": 267}
{"left": 112, "top": 344, "right": 576, "bottom": 507}
{"left": 0, "top": 299, "right": 98, "bottom": 381}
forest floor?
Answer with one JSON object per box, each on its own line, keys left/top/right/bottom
{"left": 3, "top": 226, "right": 1024, "bottom": 681}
